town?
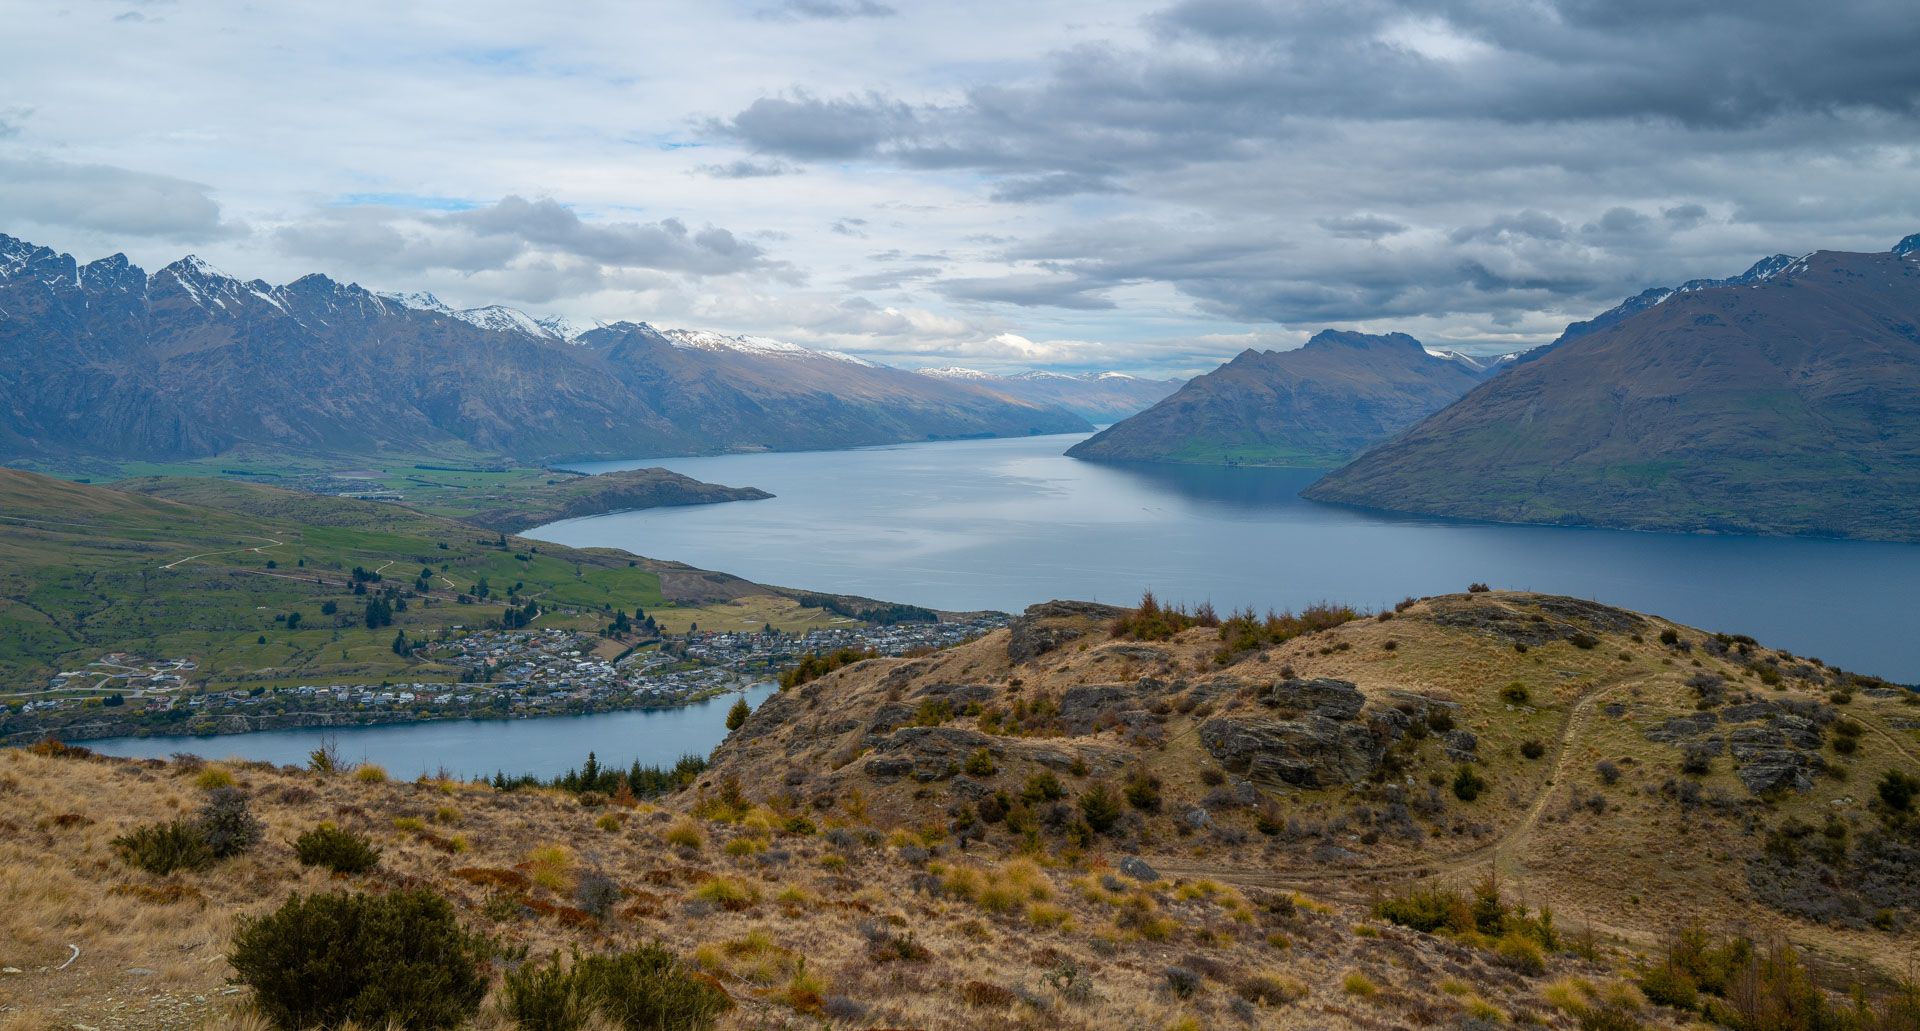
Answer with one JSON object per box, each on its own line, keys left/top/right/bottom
{"left": 0, "top": 614, "right": 1010, "bottom": 746}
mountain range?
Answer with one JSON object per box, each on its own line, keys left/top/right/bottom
{"left": 1303, "top": 239, "right": 1920, "bottom": 541}
{"left": 913, "top": 367, "right": 1181, "bottom": 422}
{"left": 1064, "top": 331, "right": 1510, "bottom": 466}
{"left": 0, "top": 234, "right": 1090, "bottom": 470}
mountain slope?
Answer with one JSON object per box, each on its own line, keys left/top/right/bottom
{"left": 1303, "top": 243, "right": 1920, "bottom": 540}
{"left": 0, "top": 235, "right": 1088, "bottom": 469}
{"left": 915, "top": 367, "right": 1181, "bottom": 422}
{"left": 1065, "top": 331, "right": 1504, "bottom": 466}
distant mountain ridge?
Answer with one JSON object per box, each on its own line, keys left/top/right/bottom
{"left": 0, "top": 234, "right": 1089, "bottom": 469}
{"left": 914, "top": 367, "right": 1180, "bottom": 422}
{"left": 1303, "top": 237, "right": 1920, "bottom": 541}
{"left": 1064, "top": 330, "right": 1508, "bottom": 467}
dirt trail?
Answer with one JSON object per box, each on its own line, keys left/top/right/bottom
{"left": 158, "top": 534, "right": 283, "bottom": 569}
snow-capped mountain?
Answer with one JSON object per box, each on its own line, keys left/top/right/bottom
{"left": 0, "top": 233, "right": 1089, "bottom": 466}
{"left": 1551, "top": 252, "right": 1802, "bottom": 348}
{"left": 662, "top": 328, "right": 876, "bottom": 367}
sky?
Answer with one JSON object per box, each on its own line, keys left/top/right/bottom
{"left": 3, "top": 0, "right": 1918, "bottom": 376}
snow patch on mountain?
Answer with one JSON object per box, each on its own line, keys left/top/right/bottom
{"left": 664, "top": 328, "right": 877, "bottom": 366}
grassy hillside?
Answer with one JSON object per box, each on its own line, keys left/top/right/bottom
{"left": 0, "top": 469, "right": 794, "bottom": 692}
{"left": 706, "top": 590, "right": 1920, "bottom": 990}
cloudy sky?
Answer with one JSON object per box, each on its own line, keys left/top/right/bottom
{"left": 4, "top": 0, "right": 1917, "bottom": 375}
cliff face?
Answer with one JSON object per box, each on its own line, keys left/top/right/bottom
{"left": 0, "top": 235, "right": 1088, "bottom": 468}
{"left": 1304, "top": 247, "right": 1920, "bottom": 541}
{"left": 1065, "top": 331, "right": 1501, "bottom": 467}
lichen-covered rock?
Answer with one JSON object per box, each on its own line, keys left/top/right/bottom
{"left": 1736, "top": 750, "right": 1824, "bottom": 794}
{"left": 1262, "top": 677, "right": 1367, "bottom": 719}
{"left": 1199, "top": 709, "right": 1389, "bottom": 788}
{"left": 868, "top": 726, "right": 999, "bottom": 781}
{"left": 1058, "top": 684, "right": 1142, "bottom": 734}
{"left": 1645, "top": 712, "right": 1719, "bottom": 742}
{"left": 1119, "top": 856, "right": 1159, "bottom": 882}
{"left": 915, "top": 682, "right": 998, "bottom": 706}
{"left": 1441, "top": 729, "right": 1479, "bottom": 762}
{"left": 1006, "top": 600, "right": 1126, "bottom": 664}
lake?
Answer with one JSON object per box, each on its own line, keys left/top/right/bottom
{"left": 539, "top": 432, "right": 1920, "bottom": 684}
{"left": 83, "top": 682, "right": 778, "bottom": 780}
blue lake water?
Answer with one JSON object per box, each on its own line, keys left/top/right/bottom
{"left": 83, "top": 683, "right": 778, "bottom": 780}
{"left": 537, "top": 432, "right": 1920, "bottom": 684}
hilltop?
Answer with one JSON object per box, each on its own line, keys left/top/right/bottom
{"left": 0, "top": 235, "right": 1087, "bottom": 471}
{"left": 1066, "top": 332, "right": 1506, "bottom": 467}
{"left": 3, "top": 588, "right": 1916, "bottom": 1030}
{"left": 1304, "top": 241, "right": 1920, "bottom": 541}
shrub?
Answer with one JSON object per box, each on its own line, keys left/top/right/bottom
{"left": 1570, "top": 633, "right": 1599, "bottom": 649}
{"left": 1500, "top": 682, "right": 1530, "bottom": 705}
{"left": 1596, "top": 760, "right": 1622, "bottom": 785}
{"left": 725, "top": 698, "right": 750, "bottom": 731}
{"left": 1878, "top": 770, "right": 1920, "bottom": 812}
{"left": 963, "top": 749, "right": 996, "bottom": 777}
{"left": 1023, "top": 771, "right": 1065, "bottom": 803}
{"left": 692, "top": 877, "right": 758, "bottom": 911}
{"left": 1374, "top": 886, "right": 1471, "bottom": 934}
{"left": 354, "top": 763, "right": 388, "bottom": 783}
{"left": 1163, "top": 966, "right": 1202, "bottom": 999}
{"left": 1659, "top": 628, "right": 1680, "bottom": 645}
{"left": 665, "top": 818, "right": 703, "bottom": 850}
{"left": 293, "top": 825, "right": 382, "bottom": 874}
{"left": 1078, "top": 783, "right": 1123, "bottom": 832}
{"left": 1520, "top": 739, "right": 1546, "bottom": 760}
{"left": 1427, "top": 710, "right": 1455, "bottom": 733}
{"left": 1199, "top": 767, "right": 1227, "bottom": 787}
{"left": 1234, "top": 972, "right": 1308, "bottom": 1006}
{"left": 229, "top": 889, "right": 489, "bottom": 1031}
{"left": 1637, "top": 964, "right": 1698, "bottom": 1009}
{"left": 194, "top": 766, "right": 235, "bottom": 790}
{"left": 197, "top": 787, "right": 262, "bottom": 858}
{"left": 1125, "top": 770, "right": 1162, "bottom": 811}
{"left": 1468, "top": 583, "right": 1491, "bottom": 593}
{"left": 113, "top": 821, "right": 213, "bottom": 875}
{"left": 1453, "top": 765, "right": 1486, "bottom": 802}
{"left": 575, "top": 871, "right": 622, "bottom": 920}
{"left": 1496, "top": 931, "right": 1547, "bottom": 976}
{"left": 1343, "top": 972, "right": 1377, "bottom": 996}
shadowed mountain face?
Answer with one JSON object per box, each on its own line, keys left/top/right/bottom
{"left": 1304, "top": 245, "right": 1920, "bottom": 541}
{"left": 0, "top": 235, "right": 1088, "bottom": 468}
{"left": 1064, "top": 331, "right": 1505, "bottom": 467}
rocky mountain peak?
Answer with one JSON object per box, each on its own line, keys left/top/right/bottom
{"left": 1894, "top": 232, "right": 1920, "bottom": 258}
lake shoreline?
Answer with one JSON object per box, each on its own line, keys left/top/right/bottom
{"left": 0, "top": 684, "right": 750, "bottom": 749}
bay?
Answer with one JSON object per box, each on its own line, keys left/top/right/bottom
{"left": 82, "top": 683, "right": 777, "bottom": 780}
{"left": 538, "top": 432, "right": 1920, "bottom": 684}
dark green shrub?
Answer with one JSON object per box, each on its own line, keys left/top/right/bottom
{"left": 963, "top": 749, "right": 996, "bottom": 777}
{"left": 198, "top": 787, "right": 262, "bottom": 858}
{"left": 1078, "top": 783, "right": 1122, "bottom": 832}
{"left": 1659, "top": 628, "right": 1680, "bottom": 645}
{"left": 1427, "top": 710, "right": 1455, "bottom": 733}
{"left": 229, "top": 890, "right": 489, "bottom": 1031}
{"left": 293, "top": 824, "right": 382, "bottom": 874}
{"left": 1520, "top": 739, "right": 1546, "bottom": 760}
{"left": 1570, "top": 633, "right": 1599, "bottom": 649}
{"left": 1124, "top": 770, "right": 1162, "bottom": 811}
{"left": 1022, "top": 771, "right": 1064, "bottom": 803}
{"left": 1638, "top": 963, "right": 1698, "bottom": 1009}
{"left": 1373, "top": 886, "right": 1471, "bottom": 934}
{"left": 502, "top": 944, "right": 731, "bottom": 1031}
{"left": 1199, "top": 767, "right": 1227, "bottom": 787}
{"left": 1596, "top": 760, "right": 1622, "bottom": 785}
{"left": 1878, "top": 770, "right": 1920, "bottom": 812}
{"left": 1577, "top": 1006, "right": 1644, "bottom": 1031}
{"left": 1452, "top": 765, "right": 1486, "bottom": 802}
{"left": 112, "top": 821, "right": 213, "bottom": 875}
{"left": 1500, "top": 682, "right": 1530, "bottom": 705}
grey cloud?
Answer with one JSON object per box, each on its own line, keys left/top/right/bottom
{"left": 755, "top": 0, "right": 895, "bottom": 22}
{"left": 720, "top": 0, "right": 1920, "bottom": 185}
{"left": 1584, "top": 206, "right": 1653, "bottom": 236}
{"left": 991, "top": 173, "right": 1125, "bottom": 203}
{"left": 1317, "top": 214, "right": 1407, "bottom": 240}
{"left": 276, "top": 195, "right": 788, "bottom": 283}
{"left": 939, "top": 273, "right": 1119, "bottom": 310}
{"left": 830, "top": 217, "right": 867, "bottom": 237}
{"left": 695, "top": 159, "right": 796, "bottom": 179}
{"left": 1450, "top": 211, "right": 1571, "bottom": 244}
{"left": 844, "top": 266, "right": 939, "bottom": 290}
{"left": 0, "top": 156, "right": 238, "bottom": 240}
{"left": 1663, "top": 203, "right": 1709, "bottom": 230}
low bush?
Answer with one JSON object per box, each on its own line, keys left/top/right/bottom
{"left": 1453, "top": 765, "right": 1487, "bottom": 802}
{"left": 1234, "top": 972, "right": 1308, "bottom": 1006}
{"left": 197, "top": 787, "right": 262, "bottom": 858}
{"left": 113, "top": 821, "right": 213, "bottom": 875}
{"left": 1023, "top": 771, "right": 1065, "bottom": 803}
{"left": 665, "top": 818, "right": 704, "bottom": 850}
{"left": 1500, "top": 682, "right": 1530, "bottom": 705}
{"left": 1521, "top": 739, "right": 1547, "bottom": 760}
{"left": 1125, "top": 770, "right": 1162, "bottom": 811}
{"left": 963, "top": 749, "right": 996, "bottom": 776}
{"left": 229, "top": 889, "right": 489, "bottom": 1031}
{"left": 354, "top": 763, "right": 388, "bottom": 783}
{"left": 193, "top": 766, "right": 235, "bottom": 790}
{"left": 293, "top": 824, "right": 382, "bottom": 874}
{"left": 1079, "top": 783, "right": 1123, "bottom": 832}
{"left": 1596, "top": 760, "right": 1622, "bottom": 785}
{"left": 576, "top": 871, "right": 621, "bottom": 920}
